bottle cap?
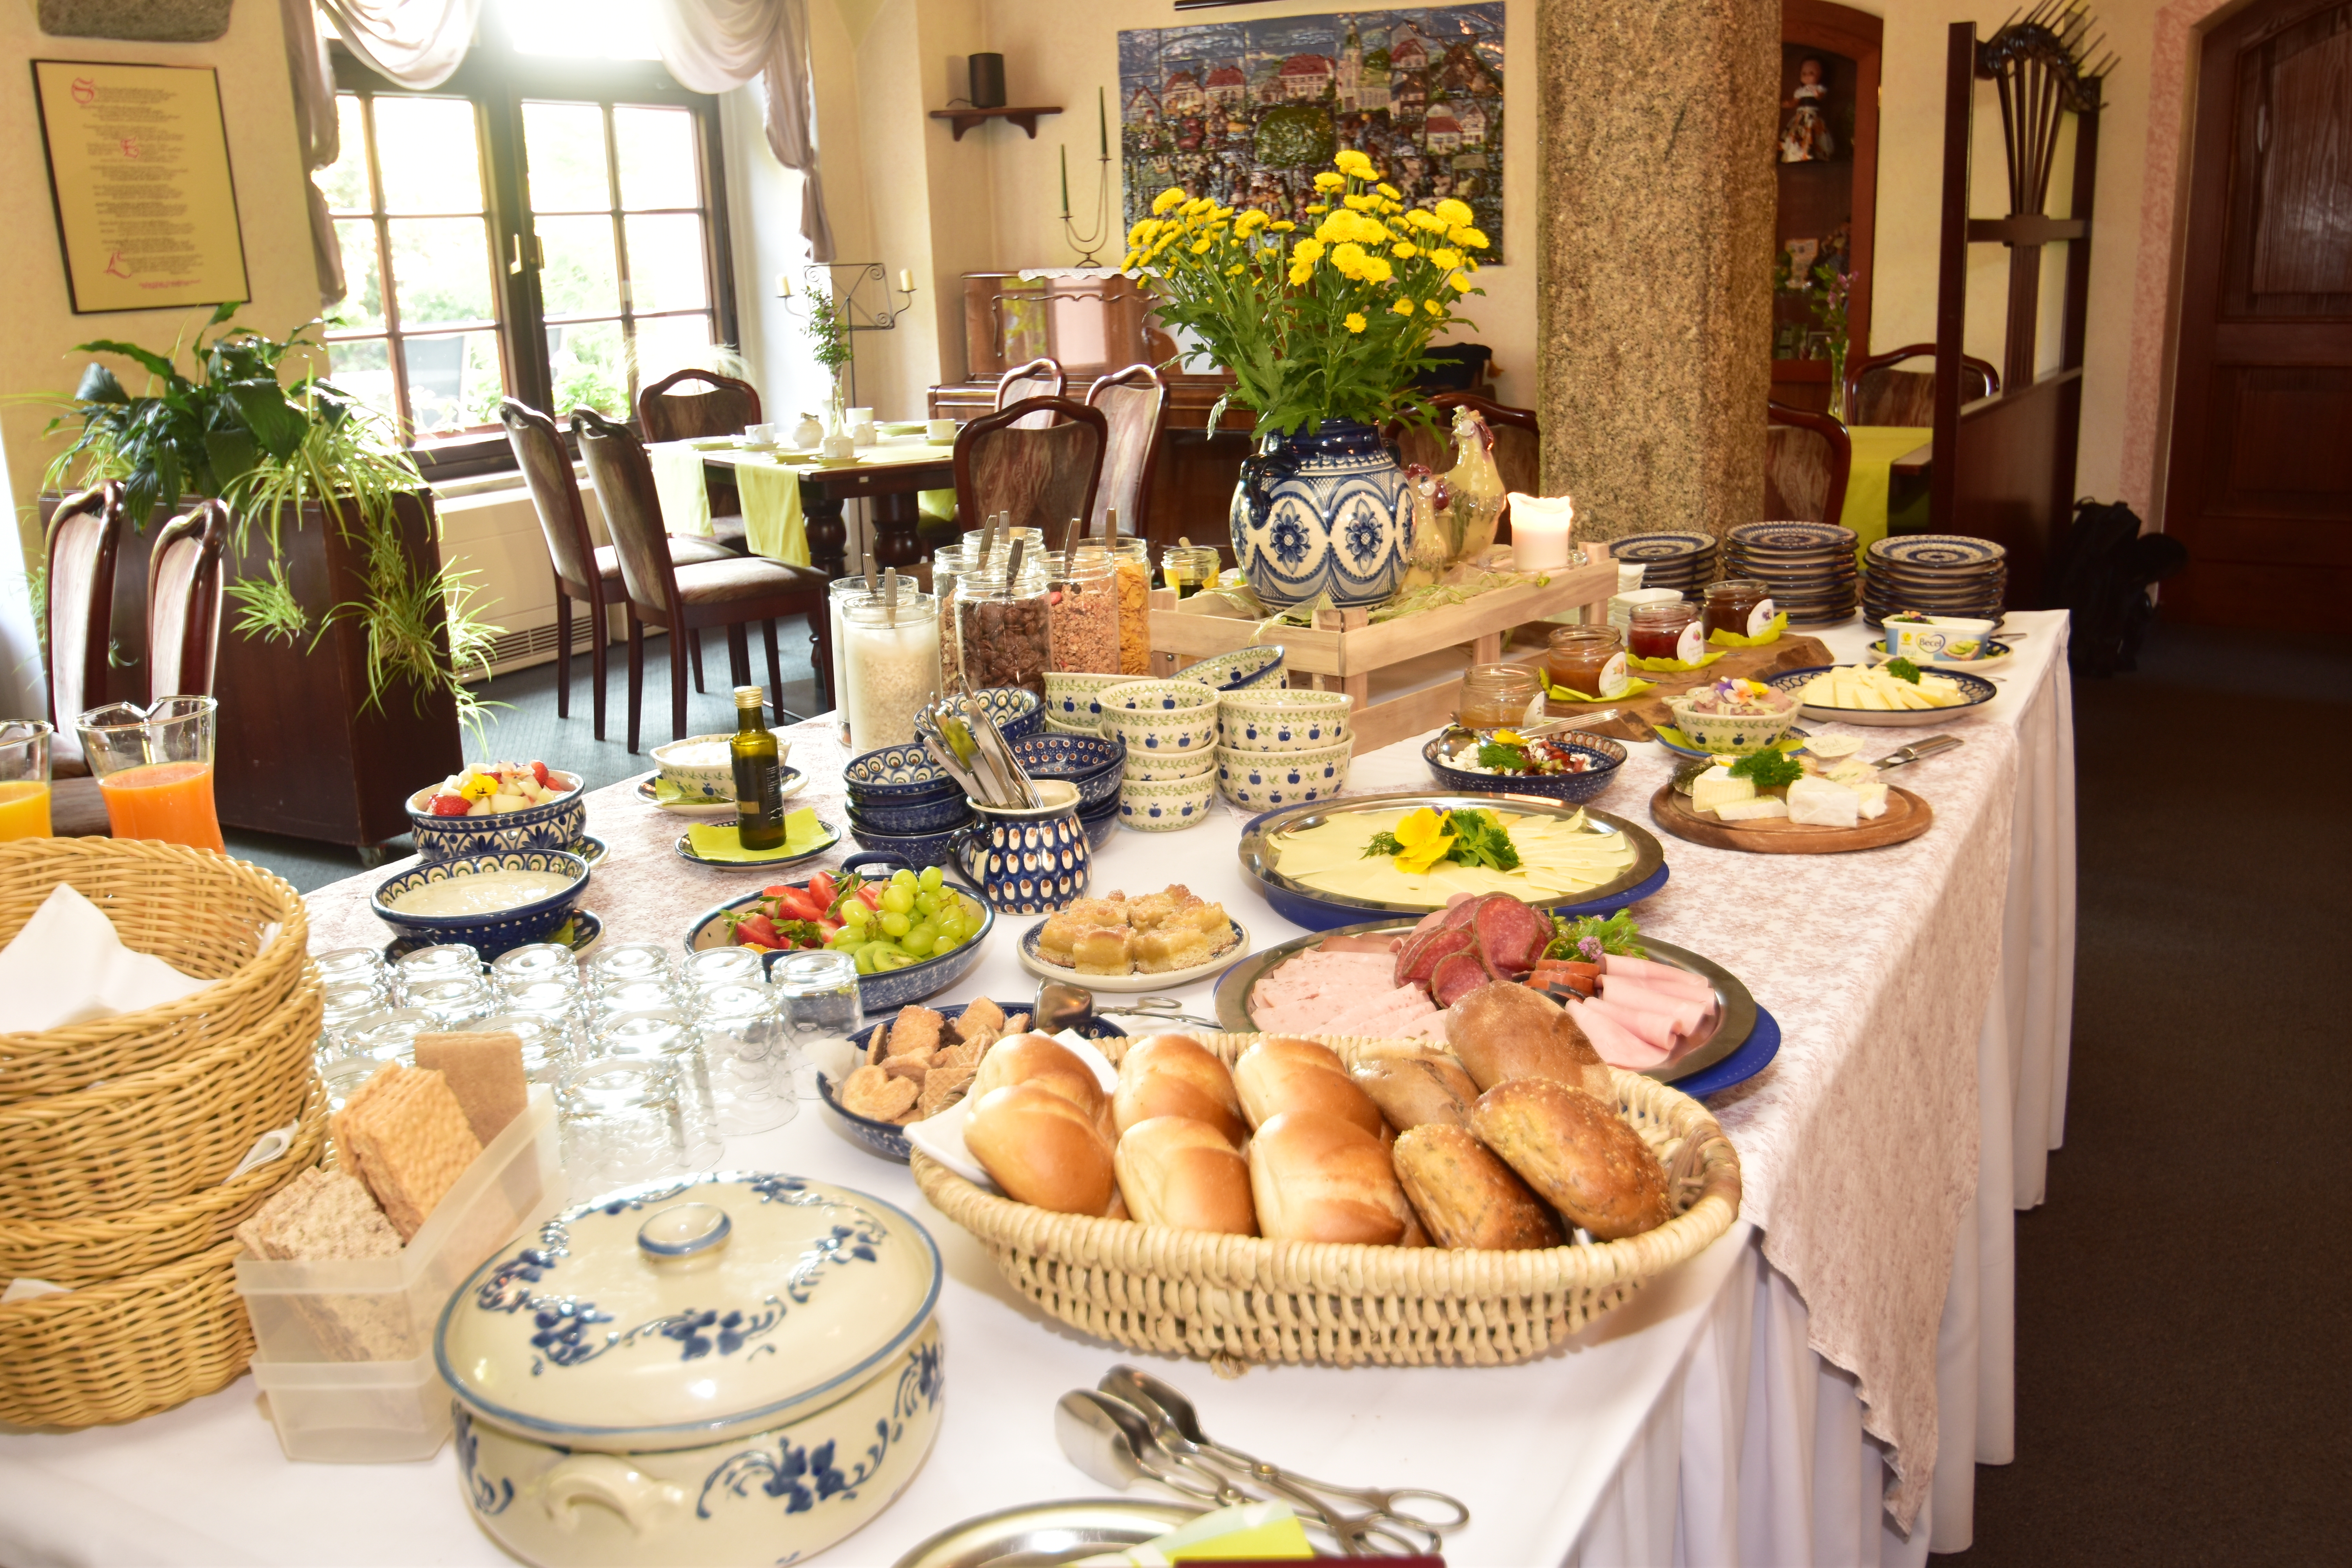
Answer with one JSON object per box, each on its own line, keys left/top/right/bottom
{"left": 733, "top": 685, "right": 764, "bottom": 708}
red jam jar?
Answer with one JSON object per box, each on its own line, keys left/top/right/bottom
{"left": 1702, "top": 579, "right": 1773, "bottom": 640}
{"left": 1544, "top": 626, "right": 1626, "bottom": 699}
{"left": 1628, "top": 600, "right": 1702, "bottom": 661}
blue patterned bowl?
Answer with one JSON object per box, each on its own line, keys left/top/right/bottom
{"left": 684, "top": 852, "right": 995, "bottom": 1015}
{"left": 371, "top": 849, "right": 590, "bottom": 958}
{"left": 844, "top": 791, "right": 976, "bottom": 835}
{"left": 1172, "top": 645, "right": 1287, "bottom": 692}
{"left": 1100, "top": 681, "right": 1220, "bottom": 756}
{"left": 1421, "top": 732, "right": 1628, "bottom": 804}
{"left": 844, "top": 744, "right": 961, "bottom": 802}
{"left": 406, "top": 770, "right": 587, "bottom": 862}
{"left": 846, "top": 817, "right": 969, "bottom": 869}
{"left": 1215, "top": 743, "right": 1351, "bottom": 811}
{"left": 1215, "top": 689, "right": 1353, "bottom": 752}
{"left": 1010, "top": 732, "right": 1126, "bottom": 807}
{"left": 1041, "top": 671, "right": 1136, "bottom": 730}
{"left": 1079, "top": 791, "right": 1121, "bottom": 850}
{"left": 819, "top": 1002, "right": 1127, "bottom": 1162}
{"left": 971, "top": 686, "right": 1044, "bottom": 742}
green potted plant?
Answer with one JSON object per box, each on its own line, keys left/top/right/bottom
{"left": 1120, "top": 151, "right": 1490, "bottom": 608}
{"left": 36, "top": 305, "right": 492, "bottom": 847}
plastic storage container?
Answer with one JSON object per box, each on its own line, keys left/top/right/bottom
{"left": 250, "top": 1351, "right": 451, "bottom": 1463}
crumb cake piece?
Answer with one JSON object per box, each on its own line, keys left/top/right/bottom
{"left": 1072, "top": 927, "right": 1134, "bottom": 975}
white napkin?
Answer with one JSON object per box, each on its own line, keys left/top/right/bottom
{"left": 902, "top": 1029, "right": 1118, "bottom": 1189}
{"left": 0, "top": 884, "right": 210, "bottom": 1033}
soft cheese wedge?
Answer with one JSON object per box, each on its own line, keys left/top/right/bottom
{"left": 1714, "top": 797, "right": 1790, "bottom": 821}
{"left": 1787, "top": 774, "right": 1862, "bottom": 828}
{"left": 1690, "top": 765, "right": 1755, "bottom": 816}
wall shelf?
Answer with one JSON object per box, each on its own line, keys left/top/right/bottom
{"left": 931, "top": 106, "right": 1061, "bottom": 141}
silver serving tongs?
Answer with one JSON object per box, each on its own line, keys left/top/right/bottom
{"left": 960, "top": 688, "right": 1041, "bottom": 808}
{"left": 914, "top": 699, "right": 991, "bottom": 803}
{"left": 1871, "top": 735, "right": 1964, "bottom": 770}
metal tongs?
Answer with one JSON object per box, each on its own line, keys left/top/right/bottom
{"left": 916, "top": 691, "right": 1039, "bottom": 809}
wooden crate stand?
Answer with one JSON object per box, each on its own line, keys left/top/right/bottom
{"left": 1147, "top": 557, "right": 1619, "bottom": 754}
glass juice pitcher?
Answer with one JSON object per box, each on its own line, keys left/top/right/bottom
{"left": 76, "top": 695, "right": 225, "bottom": 852}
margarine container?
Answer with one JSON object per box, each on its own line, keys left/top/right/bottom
{"left": 1886, "top": 615, "right": 1996, "bottom": 663}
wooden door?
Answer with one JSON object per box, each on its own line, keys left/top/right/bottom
{"left": 2165, "top": 0, "right": 2352, "bottom": 626}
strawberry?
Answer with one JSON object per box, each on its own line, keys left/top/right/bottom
{"left": 428, "top": 793, "right": 470, "bottom": 816}
{"left": 530, "top": 760, "right": 552, "bottom": 789}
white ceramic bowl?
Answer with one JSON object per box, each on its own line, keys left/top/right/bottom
{"left": 1098, "top": 680, "right": 1219, "bottom": 757}
{"left": 1216, "top": 689, "right": 1354, "bottom": 752}
{"left": 1123, "top": 746, "right": 1220, "bottom": 782}
{"left": 1041, "top": 671, "right": 1137, "bottom": 731}
{"left": 1216, "top": 740, "right": 1352, "bottom": 810}
{"left": 650, "top": 732, "right": 790, "bottom": 803}
{"left": 1119, "top": 771, "right": 1219, "bottom": 830}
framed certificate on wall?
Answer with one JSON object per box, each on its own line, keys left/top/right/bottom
{"left": 31, "top": 59, "right": 251, "bottom": 314}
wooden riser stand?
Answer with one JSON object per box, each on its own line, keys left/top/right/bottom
{"left": 1146, "top": 557, "right": 1619, "bottom": 754}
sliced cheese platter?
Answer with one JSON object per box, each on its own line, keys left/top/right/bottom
{"left": 1650, "top": 778, "right": 1932, "bottom": 853}
{"left": 1646, "top": 736, "right": 1958, "bottom": 854}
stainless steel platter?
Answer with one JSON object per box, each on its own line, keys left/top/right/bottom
{"left": 892, "top": 1498, "right": 1205, "bottom": 1568}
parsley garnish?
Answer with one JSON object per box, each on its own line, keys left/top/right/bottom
{"left": 1730, "top": 750, "right": 1803, "bottom": 789}
{"left": 1445, "top": 808, "right": 1522, "bottom": 870}
{"left": 1884, "top": 657, "right": 1922, "bottom": 684}
{"left": 1475, "top": 740, "right": 1529, "bottom": 771}
{"left": 1363, "top": 830, "right": 1405, "bottom": 857}
{"left": 1546, "top": 911, "right": 1646, "bottom": 962}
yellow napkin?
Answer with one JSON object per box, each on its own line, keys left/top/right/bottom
{"left": 1069, "top": 1501, "right": 1315, "bottom": 1564}
{"left": 1628, "top": 650, "right": 1727, "bottom": 673}
{"left": 686, "top": 809, "right": 828, "bottom": 862}
{"left": 647, "top": 441, "right": 715, "bottom": 538}
{"left": 737, "top": 462, "right": 808, "bottom": 564}
{"left": 1708, "top": 612, "right": 1788, "bottom": 648}
{"left": 1548, "top": 676, "right": 1657, "bottom": 702}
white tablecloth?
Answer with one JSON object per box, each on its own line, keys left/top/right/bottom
{"left": 0, "top": 613, "right": 2074, "bottom": 1566}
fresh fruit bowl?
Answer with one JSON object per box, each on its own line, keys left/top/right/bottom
{"left": 405, "top": 765, "right": 585, "bottom": 862}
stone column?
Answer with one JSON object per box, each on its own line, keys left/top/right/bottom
{"left": 1536, "top": 0, "right": 1780, "bottom": 541}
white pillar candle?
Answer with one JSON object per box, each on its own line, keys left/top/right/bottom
{"left": 1506, "top": 492, "right": 1574, "bottom": 571}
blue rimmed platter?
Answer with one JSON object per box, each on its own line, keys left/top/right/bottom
{"left": 385, "top": 907, "right": 602, "bottom": 967}
{"left": 1766, "top": 664, "right": 1998, "bottom": 726}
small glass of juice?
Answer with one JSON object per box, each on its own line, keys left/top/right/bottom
{"left": 76, "top": 695, "right": 226, "bottom": 853}
{"left": 0, "top": 721, "right": 54, "bottom": 841}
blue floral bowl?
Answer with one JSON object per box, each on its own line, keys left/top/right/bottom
{"left": 405, "top": 770, "right": 586, "bottom": 862}
{"left": 844, "top": 791, "right": 976, "bottom": 835}
{"left": 370, "top": 849, "right": 590, "bottom": 958}
{"left": 1421, "top": 732, "right": 1628, "bottom": 804}
{"left": 1172, "top": 645, "right": 1287, "bottom": 692}
{"left": 844, "top": 744, "right": 961, "bottom": 802}
{"left": 1010, "top": 732, "right": 1126, "bottom": 807}
{"left": 971, "top": 686, "right": 1044, "bottom": 742}
{"left": 846, "top": 818, "right": 968, "bottom": 869}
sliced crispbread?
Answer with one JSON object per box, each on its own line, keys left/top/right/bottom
{"left": 330, "top": 1064, "right": 482, "bottom": 1241}
{"left": 413, "top": 1030, "right": 529, "bottom": 1145}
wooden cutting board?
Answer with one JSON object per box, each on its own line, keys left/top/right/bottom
{"left": 1543, "top": 634, "right": 1836, "bottom": 743}
{"left": 1648, "top": 780, "right": 1934, "bottom": 854}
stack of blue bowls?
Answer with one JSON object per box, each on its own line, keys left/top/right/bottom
{"left": 1010, "top": 731, "right": 1125, "bottom": 850}
{"left": 842, "top": 744, "right": 972, "bottom": 867}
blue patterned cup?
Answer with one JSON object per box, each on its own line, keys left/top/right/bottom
{"left": 949, "top": 780, "right": 1091, "bottom": 915}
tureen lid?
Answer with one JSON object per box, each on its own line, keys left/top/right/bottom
{"left": 436, "top": 1172, "right": 941, "bottom": 1451}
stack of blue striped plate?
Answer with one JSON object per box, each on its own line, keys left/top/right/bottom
{"left": 1862, "top": 535, "right": 2007, "bottom": 626}
{"left": 1725, "top": 521, "right": 1859, "bottom": 625}
{"left": 1610, "top": 532, "right": 1719, "bottom": 601}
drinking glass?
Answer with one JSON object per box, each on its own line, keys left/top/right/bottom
{"left": 559, "top": 1059, "right": 686, "bottom": 1203}
{"left": 319, "top": 1053, "right": 387, "bottom": 1113}
{"left": 344, "top": 1007, "right": 436, "bottom": 1064}
{"left": 314, "top": 947, "right": 390, "bottom": 988}
{"left": 771, "top": 950, "right": 864, "bottom": 1097}
{"left": 75, "top": 695, "right": 224, "bottom": 851}
{"left": 589, "top": 976, "right": 683, "bottom": 1025}
{"left": 0, "top": 721, "right": 54, "bottom": 840}
{"left": 586, "top": 943, "right": 676, "bottom": 995}
{"left": 396, "top": 944, "right": 483, "bottom": 998}
{"left": 682, "top": 946, "right": 764, "bottom": 993}
{"left": 497, "top": 976, "right": 586, "bottom": 1031}
{"left": 472, "top": 1009, "right": 575, "bottom": 1086}
{"left": 491, "top": 943, "right": 577, "bottom": 988}
{"left": 590, "top": 1008, "right": 721, "bottom": 1166}
{"left": 403, "top": 974, "right": 495, "bottom": 1029}
{"left": 693, "top": 981, "right": 797, "bottom": 1134}
{"left": 319, "top": 981, "right": 389, "bottom": 1058}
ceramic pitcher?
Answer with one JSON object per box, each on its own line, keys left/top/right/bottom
{"left": 950, "top": 780, "right": 1090, "bottom": 914}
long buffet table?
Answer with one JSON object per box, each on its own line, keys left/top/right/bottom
{"left": 0, "top": 613, "right": 2074, "bottom": 1566}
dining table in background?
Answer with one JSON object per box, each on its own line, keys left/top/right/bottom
{"left": 696, "top": 437, "right": 956, "bottom": 580}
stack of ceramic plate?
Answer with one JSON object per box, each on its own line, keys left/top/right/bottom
{"left": 1862, "top": 534, "right": 2008, "bottom": 626}
{"left": 1724, "top": 521, "right": 1859, "bottom": 625}
{"left": 1609, "top": 532, "right": 1719, "bottom": 601}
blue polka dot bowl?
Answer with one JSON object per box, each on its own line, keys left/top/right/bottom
{"left": 370, "top": 849, "right": 590, "bottom": 959}
{"left": 844, "top": 744, "right": 961, "bottom": 803}
{"left": 971, "top": 686, "right": 1044, "bottom": 742}
{"left": 1009, "top": 732, "right": 1126, "bottom": 808}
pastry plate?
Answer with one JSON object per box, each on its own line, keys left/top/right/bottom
{"left": 385, "top": 907, "right": 601, "bottom": 966}
{"left": 1212, "top": 916, "right": 1756, "bottom": 1088}
{"left": 1015, "top": 916, "right": 1252, "bottom": 992}
{"left": 892, "top": 1499, "right": 1204, "bottom": 1568}
{"left": 634, "top": 766, "right": 805, "bottom": 815}
{"left": 672, "top": 816, "right": 841, "bottom": 870}
{"left": 1766, "top": 664, "right": 1998, "bottom": 727}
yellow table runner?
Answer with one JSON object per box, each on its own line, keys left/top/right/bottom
{"left": 1840, "top": 425, "right": 1931, "bottom": 564}
{"left": 736, "top": 463, "right": 809, "bottom": 565}
{"left": 648, "top": 441, "right": 715, "bottom": 539}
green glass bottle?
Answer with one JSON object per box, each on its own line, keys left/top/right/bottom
{"left": 731, "top": 685, "right": 785, "bottom": 851}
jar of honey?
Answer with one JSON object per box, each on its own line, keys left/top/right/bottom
{"left": 1628, "top": 600, "right": 1703, "bottom": 662}
{"left": 1702, "top": 579, "right": 1775, "bottom": 640}
{"left": 1544, "top": 626, "right": 1627, "bottom": 700}
{"left": 1459, "top": 663, "right": 1544, "bottom": 729}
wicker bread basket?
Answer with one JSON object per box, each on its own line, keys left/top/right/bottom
{"left": 909, "top": 1031, "right": 1743, "bottom": 1368}
{"left": 0, "top": 1084, "right": 326, "bottom": 1286}
{"left": 0, "top": 974, "right": 322, "bottom": 1221}
{"left": 0, "top": 838, "right": 309, "bottom": 1103}
{"left": 0, "top": 1237, "right": 255, "bottom": 1429}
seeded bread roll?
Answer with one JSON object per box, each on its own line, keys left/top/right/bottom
{"left": 1350, "top": 1052, "right": 1479, "bottom": 1132}
{"left": 1446, "top": 982, "right": 1615, "bottom": 1100}
{"left": 965, "top": 1083, "right": 1117, "bottom": 1216}
{"left": 1390, "top": 1124, "right": 1564, "bottom": 1250}
{"left": 1114, "top": 1116, "right": 1257, "bottom": 1235}
{"left": 1245, "top": 1109, "right": 1416, "bottom": 1245}
{"left": 1470, "top": 1078, "right": 1673, "bottom": 1241}
{"left": 1112, "top": 1034, "right": 1247, "bottom": 1146}
{"left": 1232, "top": 1036, "right": 1385, "bottom": 1139}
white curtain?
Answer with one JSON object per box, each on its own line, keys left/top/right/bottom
{"left": 280, "top": 0, "right": 346, "bottom": 306}
{"left": 318, "top": 0, "right": 485, "bottom": 90}
{"left": 651, "top": 0, "right": 836, "bottom": 261}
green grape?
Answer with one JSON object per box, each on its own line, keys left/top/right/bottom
{"left": 826, "top": 927, "right": 859, "bottom": 949}
{"left": 935, "top": 914, "right": 965, "bottom": 946}
{"left": 891, "top": 868, "right": 917, "bottom": 887}
{"left": 841, "top": 902, "right": 871, "bottom": 927}
{"left": 880, "top": 885, "right": 915, "bottom": 915}
{"left": 879, "top": 910, "right": 911, "bottom": 938}
{"left": 901, "top": 927, "right": 936, "bottom": 957}
{"left": 911, "top": 892, "right": 937, "bottom": 920}
{"left": 918, "top": 866, "right": 944, "bottom": 891}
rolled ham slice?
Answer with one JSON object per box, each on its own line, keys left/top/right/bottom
{"left": 1581, "top": 994, "right": 1680, "bottom": 1054}
{"left": 1318, "top": 934, "right": 1404, "bottom": 956}
{"left": 1600, "top": 953, "right": 1715, "bottom": 1001}
{"left": 1595, "top": 974, "right": 1712, "bottom": 1036}
{"left": 1562, "top": 996, "right": 1670, "bottom": 1069}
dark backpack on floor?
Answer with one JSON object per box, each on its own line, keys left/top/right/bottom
{"left": 2048, "top": 499, "right": 2187, "bottom": 677}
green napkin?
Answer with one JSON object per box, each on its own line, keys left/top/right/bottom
{"left": 1628, "top": 650, "right": 1728, "bottom": 673}
{"left": 1708, "top": 612, "right": 1789, "bottom": 648}
{"left": 1547, "top": 676, "right": 1657, "bottom": 702}
{"left": 686, "top": 809, "right": 829, "bottom": 862}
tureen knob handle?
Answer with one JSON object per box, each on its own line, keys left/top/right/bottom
{"left": 636, "top": 1203, "right": 732, "bottom": 1261}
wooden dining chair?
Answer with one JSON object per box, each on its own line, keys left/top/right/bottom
{"left": 501, "top": 399, "right": 734, "bottom": 741}
{"left": 572, "top": 408, "right": 831, "bottom": 752}
{"left": 1084, "top": 364, "right": 1168, "bottom": 538}
{"left": 952, "top": 396, "right": 1110, "bottom": 541}
{"left": 145, "top": 500, "right": 228, "bottom": 700}
{"left": 638, "top": 369, "right": 761, "bottom": 556}
{"left": 1844, "top": 343, "right": 2000, "bottom": 428}
{"left": 995, "top": 358, "right": 1066, "bottom": 430}
{"left": 43, "top": 481, "right": 125, "bottom": 776}
{"left": 1764, "top": 401, "right": 1854, "bottom": 525}
{"left": 1386, "top": 392, "right": 1541, "bottom": 541}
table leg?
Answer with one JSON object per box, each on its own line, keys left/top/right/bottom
{"left": 871, "top": 492, "right": 927, "bottom": 570}
{"left": 805, "top": 491, "right": 849, "bottom": 580}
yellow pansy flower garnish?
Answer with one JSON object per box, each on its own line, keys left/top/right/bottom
{"left": 1492, "top": 730, "right": 1525, "bottom": 746}
{"left": 1313, "top": 171, "right": 1347, "bottom": 193}
{"left": 1152, "top": 187, "right": 1186, "bottom": 215}
{"left": 1343, "top": 312, "right": 1367, "bottom": 333}
{"left": 1434, "top": 197, "right": 1474, "bottom": 227}
{"left": 1388, "top": 807, "right": 1457, "bottom": 874}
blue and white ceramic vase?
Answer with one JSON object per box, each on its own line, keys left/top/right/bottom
{"left": 950, "top": 786, "right": 1092, "bottom": 915}
{"left": 1230, "top": 419, "right": 1411, "bottom": 609}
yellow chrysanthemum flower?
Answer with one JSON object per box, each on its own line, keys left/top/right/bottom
{"left": 1342, "top": 192, "right": 1375, "bottom": 211}
{"left": 1287, "top": 262, "right": 1314, "bottom": 287}
{"left": 1293, "top": 238, "right": 1326, "bottom": 264}
{"left": 1312, "top": 171, "right": 1347, "bottom": 193}
{"left": 1182, "top": 197, "right": 1213, "bottom": 217}
{"left": 1152, "top": 187, "right": 1186, "bottom": 215}
{"left": 1448, "top": 271, "right": 1473, "bottom": 292}
{"left": 1377, "top": 182, "right": 1401, "bottom": 200}
{"left": 1128, "top": 219, "right": 1159, "bottom": 247}
{"left": 1359, "top": 255, "right": 1393, "bottom": 284}
{"left": 1234, "top": 209, "right": 1269, "bottom": 233}
{"left": 1344, "top": 312, "right": 1367, "bottom": 333}
{"left": 1450, "top": 225, "right": 1490, "bottom": 250}
{"left": 1425, "top": 298, "right": 1445, "bottom": 316}
{"left": 1191, "top": 235, "right": 1214, "bottom": 254}
{"left": 1330, "top": 241, "right": 1366, "bottom": 276}
{"left": 1335, "top": 149, "right": 1376, "bottom": 179}
{"left": 1392, "top": 297, "right": 1417, "bottom": 316}
{"left": 1434, "top": 197, "right": 1474, "bottom": 227}
{"left": 1392, "top": 242, "right": 1418, "bottom": 260}
{"left": 1227, "top": 263, "right": 1247, "bottom": 276}
{"left": 1428, "top": 247, "right": 1462, "bottom": 270}
{"left": 1406, "top": 209, "right": 1446, "bottom": 232}
{"left": 1269, "top": 220, "right": 1297, "bottom": 232}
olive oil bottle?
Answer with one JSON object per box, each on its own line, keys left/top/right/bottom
{"left": 730, "top": 686, "right": 785, "bottom": 851}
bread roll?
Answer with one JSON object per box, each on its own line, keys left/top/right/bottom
{"left": 1446, "top": 983, "right": 1614, "bottom": 1099}
{"left": 1350, "top": 1052, "right": 1479, "bottom": 1132}
{"left": 964, "top": 1083, "right": 1116, "bottom": 1216}
{"left": 1390, "top": 1125, "right": 1564, "bottom": 1250}
{"left": 972, "top": 1033, "right": 1109, "bottom": 1127}
{"left": 1114, "top": 1116, "right": 1256, "bottom": 1235}
{"left": 1113, "top": 1034, "right": 1247, "bottom": 1146}
{"left": 1470, "top": 1079, "right": 1673, "bottom": 1241}
{"left": 1246, "top": 1110, "right": 1415, "bottom": 1245}
{"left": 1233, "top": 1036, "right": 1385, "bottom": 1138}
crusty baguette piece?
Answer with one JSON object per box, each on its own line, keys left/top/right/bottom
{"left": 1112, "top": 1034, "right": 1247, "bottom": 1146}
{"left": 1391, "top": 1124, "right": 1564, "bottom": 1250}
{"left": 965, "top": 1083, "right": 1117, "bottom": 1216}
{"left": 1232, "top": 1036, "right": 1385, "bottom": 1139}
{"left": 1114, "top": 1116, "right": 1256, "bottom": 1235}
{"left": 1470, "top": 1078, "right": 1673, "bottom": 1241}
{"left": 1350, "top": 1052, "right": 1479, "bottom": 1132}
{"left": 1245, "top": 1109, "right": 1414, "bottom": 1245}
{"left": 1446, "top": 982, "right": 1615, "bottom": 1099}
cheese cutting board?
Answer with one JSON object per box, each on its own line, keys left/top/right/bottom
{"left": 1648, "top": 779, "right": 1933, "bottom": 853}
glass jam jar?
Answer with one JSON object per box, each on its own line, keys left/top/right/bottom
{"left": 1544, "top": 626, "right": 1627, "bottom": 699}
{"left": 1628, "top": 599, "right": 1703, "bottom": 662}
{"left": 1459, "top": 663, "right": 1545, "bottom": 729}
{"left": 1702, "top": 579, "right": 1775, "bottom": 640}
{"left": 1160, "top": 545, "right": 1221, "bottom": 599}
{"left": 840, "top": 592, "right": 941, "bottom": 753}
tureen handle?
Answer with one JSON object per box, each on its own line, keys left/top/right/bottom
{"left": 537, "top": 1454, "right": 688, "bottom": 1537}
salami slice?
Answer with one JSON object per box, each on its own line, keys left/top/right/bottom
{"left": 1396, "top": 926, "right": 1474, "bottom": 987}
{"left": 1428, "top": 949, "right": 1490, "bottom": 1007}
{"left": 1470, "top": 895, "right": 1552, "bottom": 975}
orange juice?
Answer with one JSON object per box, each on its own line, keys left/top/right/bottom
{"left": 98, "top": 762, "right": 224, "bottom": 852}
{"left": 0, "top": 780, "right": 50, "bottom": 840}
